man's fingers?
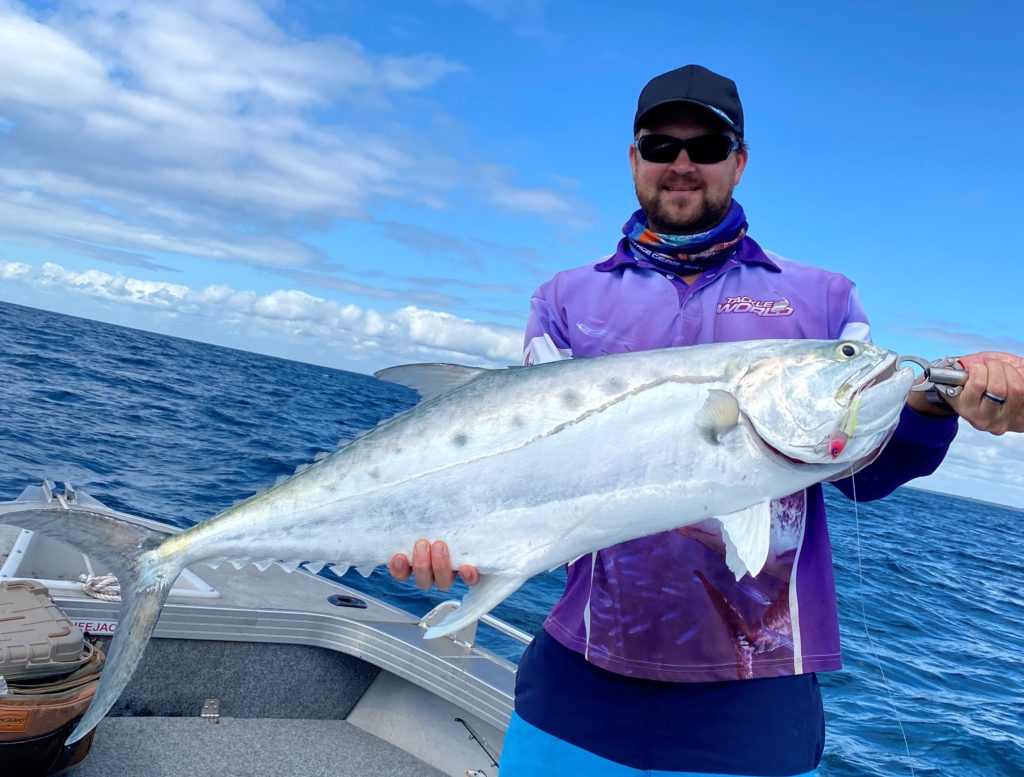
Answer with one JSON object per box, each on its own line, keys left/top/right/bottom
{"left": 389, "top": 553, "right": 411, "bottom": 582}
{"left": 432, "top": 541, "right": 455, "bottom": 590}
{"left": 958, "top": 359, "right": 987, "bottom": 406}
{"left": 950, "top": 355, "right": 1024, "bottom": 435}
{"left": 412, "top": 539, "right": 433, "bottom": 589}
{"left": 459, "top": 564, "right": 480, "bottom": 586}
{"left": 391, "top": 539, "right": 480, "bottom": 590}
{"left": 982, "top": 358, "right": 1009, "bottom": 404}
{"left": 951, "top": 360, "right": 986, "bottom": 429}
{"left": 1004, "top": 363, "right": 1024, "bottom": 433}
{"left": 959, "top": 351, "right": 1024, "bottom": 370}
{"left": 975, "top": 359, "right": 1007, "bottom": 430}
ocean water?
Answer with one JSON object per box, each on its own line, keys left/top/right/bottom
{"left": 0, "top": 300, "right": 1020, "bottom": 776}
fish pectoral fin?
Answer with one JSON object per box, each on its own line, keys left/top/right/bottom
{"left": 715, "top": 500, "right": 772, "bottom": 580}
{"left": 422, "top": 574, "right": 530, "bottom": 640}
{"left": 695, "top": 389, "right": 740, "bottom": 443}
{"left": 373, "top": 363, "right": 500, "bottom": 401}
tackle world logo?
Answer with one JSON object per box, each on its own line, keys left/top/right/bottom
{"left": 716, "top": 295, "right": 794, "bottom": 317}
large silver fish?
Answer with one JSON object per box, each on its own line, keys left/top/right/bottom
{"left": 1, "top": 339, "right": 913, "bottom": 743}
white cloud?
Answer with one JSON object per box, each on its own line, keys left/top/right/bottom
{"left": 0, "top": 1, "right": 582, "bottom": 274}
{"left": 914, "top": 423, "right": 1024, "bottom": 508}
{"left": 1, "top": 260, "right": 32, "bottom": 280}
{"left": 40, "top": 263, "right": 190, "bottom": 306}
{"left": 902, "top": 326, "right": 1024, "bottom": 357}
{"left": 453, "top": 0, "right": 553, "bottom": 38}
{"left": 474, "top": 163, "right": 583, "bottom": 224}
{"left": 489, "top": 185, "right": 577, "bottom": 219}
{"left": 0, "top": 8, "right": 109, "bottom": 107}
{"left": 1, "top": 259, "right": 522, "bottom": 371}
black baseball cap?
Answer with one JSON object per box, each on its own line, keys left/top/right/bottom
{"left": 633, "top": 65, "right": 744, "bottom": 137}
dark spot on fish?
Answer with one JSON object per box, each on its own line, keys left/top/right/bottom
{"left": 560, "top": 389, "right": 582, "bottom": 409}
{"left": 511, "top": 414, "right": 525, "bottom": 428}
{"left": 602, "top": 377, "right": 626, "bottom": 394}
{"left": 369, "top": 469, "right": 381, "bottom": 480}
{"left": 451, "top": 433, "right": 469, "bottom": 447}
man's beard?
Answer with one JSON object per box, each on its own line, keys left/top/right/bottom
{"left": 637, "top": 184, "right": 732, "bottom": 235}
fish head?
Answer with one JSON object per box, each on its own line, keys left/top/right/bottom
{"left": 734, "top": 340, "right": 914, "bottom": 469}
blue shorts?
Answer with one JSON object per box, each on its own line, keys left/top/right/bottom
{"left": 500, "top": 629, "right": 824, "bottom": 776}
{"left": 500, "top": 712, "right": 817, "bottom": 777}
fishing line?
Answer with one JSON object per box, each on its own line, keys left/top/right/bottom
{"left": 848, "top": 468, "right": 917, "bottom": 776}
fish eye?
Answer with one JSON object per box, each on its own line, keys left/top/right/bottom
{"left": 837, "top": 342, "right": 860, "bottom": 358}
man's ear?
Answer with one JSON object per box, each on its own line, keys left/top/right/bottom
{"left": 733, "top": 145, "right": 748, "bottom": 185}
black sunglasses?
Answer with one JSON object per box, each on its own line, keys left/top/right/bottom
{"left": 634, "top": 134, "right": 740, "bottom": 165}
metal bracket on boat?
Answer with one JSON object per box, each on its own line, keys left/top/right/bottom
{"left": 420, "top": 601, "right": 479, "bottom": 647}
{"left": 201, "top": 698, "right": 221, "bottom": 723}
{"left": 419, "top": 601, "right": 533, "bottom": 650}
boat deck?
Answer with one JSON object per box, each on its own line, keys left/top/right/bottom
{"left": 66, "top": 717, "right": 446, "bottom": 776}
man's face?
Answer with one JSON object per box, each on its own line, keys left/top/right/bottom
{"left": 630, "top": 111, "right": 748, "bottom": 235}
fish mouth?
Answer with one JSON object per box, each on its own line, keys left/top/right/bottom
{"left": 837, "top": 352, "right": 900, "bottom": 405}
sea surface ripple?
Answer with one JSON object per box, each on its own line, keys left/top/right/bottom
{"left": 0, "top": 301, "right": 1020, "bottom": 776}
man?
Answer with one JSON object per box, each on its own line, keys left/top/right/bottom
{"left": 390, "top": 65, "right": 1024, "bottom": 775}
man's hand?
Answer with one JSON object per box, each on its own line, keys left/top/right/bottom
{"left": 943, "top": 352, "right": 1024, "bottom": 435}
{"left": 909, "top": 351, "right": 1024, "bottom": 434}
{"left": 388, "top": 540, "right": 480, "bottom": 591}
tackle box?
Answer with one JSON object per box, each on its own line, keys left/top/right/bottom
{"left": 0, "top": 580, "right": 90, "bottom": 682}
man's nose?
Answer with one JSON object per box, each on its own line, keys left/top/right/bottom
{"left": 667, "top": 148, "right": 696, "bottom": 171}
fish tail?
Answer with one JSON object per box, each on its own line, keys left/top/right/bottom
{"left": 0, "top": 505, "right": 185, "bottom": 744}
{"left": 66, "top": 547, "right": 179, "bottom": 742}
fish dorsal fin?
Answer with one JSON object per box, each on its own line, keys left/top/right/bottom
{"left": 374, "top": 363, "right": 492, "bottom": 401}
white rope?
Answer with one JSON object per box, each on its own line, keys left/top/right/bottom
{"left": 79, "top": 573, "right": 122, "bottom": 602}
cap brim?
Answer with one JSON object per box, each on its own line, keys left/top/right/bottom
{"left": 634, "top": 99, "right": 739, "bottom": 134}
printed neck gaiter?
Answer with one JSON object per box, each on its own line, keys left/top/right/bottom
{"left": 623, "top": 199, "right": 748, "bottom": 275}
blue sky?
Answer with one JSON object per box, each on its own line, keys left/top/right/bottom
{"left": 0, "top": 0, "right": 1022, "bottom": 505}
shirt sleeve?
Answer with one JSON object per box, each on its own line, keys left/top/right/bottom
{"left": 836, "top": 284, "right": 872, "bottom": 342}
{"left": 523, "top": 286, "right": 573, "bottom": 366}
{"left": 828, "top": 284, "right": 959, "bottom": 501}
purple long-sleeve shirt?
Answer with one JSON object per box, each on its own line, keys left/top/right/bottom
{"left": 523, "top": 235, "right": 958, "bottom": 682}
